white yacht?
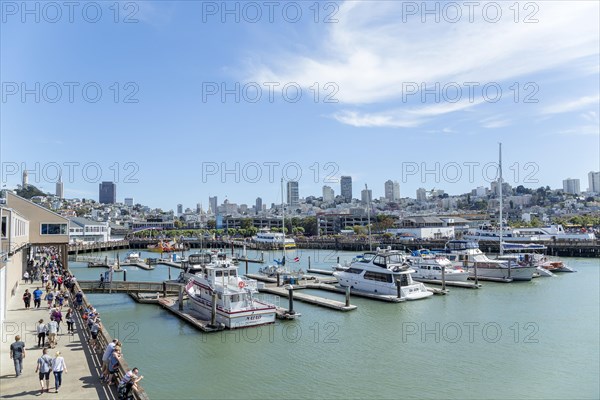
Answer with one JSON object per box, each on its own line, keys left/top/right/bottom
{"left": 465, "top": 224, "right": 596, "bottom": 242}
{"left": 253, "top": 231, "right": 296, "bottom": 248}
{"left": 408, "top": 250, "right": 470, "bottom": 282}
{"left": 513, "top": 225, "right": 596, "bottom": 241}
{"left": 185, "top": 255, "right": 277, "bottom": 329}
{"left": 441, "top": 240, "right": 536, "bottom": 281}
{"left": 333, "top": 248, "right": 433, "bottom": 300}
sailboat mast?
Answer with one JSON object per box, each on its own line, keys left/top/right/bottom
{"left": 498, "top": 142, "right": 504, "bottom": 256}
{"left": 366, "top": 183, "right": 372, "bottom": 251}
{"left": 281, "top": 178, "right": 285, "bottom": 262}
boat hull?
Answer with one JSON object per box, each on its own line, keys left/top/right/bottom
{"left": 466, "top": 265, "right": 535, "bottom": 281}
{"left": 187, "top": 296, "right": 276, "bottom": 329}
{"left": 333, "top": 272, "right": 432, "bottom": 299}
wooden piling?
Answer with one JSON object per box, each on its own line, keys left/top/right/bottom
{"left": 178, "top": 285, "right": 184, "bottom": 311}
{"left": 210, "top": 292, "right": 217, "bottom": 326}
{"left": 345, "top": 286, "right": 350, "bottom": 307}
{"left": 288, "top": 286, "right": 295, "bottom": 314}
{"left": 441, "top": 265, "right": 446, "bottom": 291}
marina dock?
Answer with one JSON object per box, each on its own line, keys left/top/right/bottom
{"left": 413, "top": 278, "right": 482, "bottom": 289}
{"left": 258, "top": 284, "right": 357, "bottom": 311}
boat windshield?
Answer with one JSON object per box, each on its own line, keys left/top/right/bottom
{"left": 388, "top": 254, "right": 404, "bottom": 264}
{"left": 359, "top": 253, "right": 375, "bottom": 263}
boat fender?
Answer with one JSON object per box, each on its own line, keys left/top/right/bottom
{"left": 238, "top": 281, "right": 246, "bottom": 289}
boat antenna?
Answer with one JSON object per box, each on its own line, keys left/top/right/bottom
{"left": 366, "top": 183, "right": 372, "bottom": 251}
{"left": 498, "top": 142, "right": 504, "bottom": 256}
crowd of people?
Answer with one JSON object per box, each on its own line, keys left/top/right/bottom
{"left": 8, "top": 246, "right": 144, "bottom": 399}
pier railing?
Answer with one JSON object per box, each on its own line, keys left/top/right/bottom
{"left": 69, "top": 278, "right": 150, "bottom": 400}
{"left": 78, "top": 280, "right": 182, "bottom": 296}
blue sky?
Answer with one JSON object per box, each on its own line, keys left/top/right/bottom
{"left": 1, "top": 1, "right": 599, "bottom": 210}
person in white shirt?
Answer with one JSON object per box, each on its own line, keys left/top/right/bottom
{"left": 52, "top": 351, "right": 68, "bottom": 393}
{"left": 46, "top": 318, "right": 58, "bottom": 349}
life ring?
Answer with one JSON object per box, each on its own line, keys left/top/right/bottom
{"left": 238, "top": 281, "right": 246, "bottom": 289}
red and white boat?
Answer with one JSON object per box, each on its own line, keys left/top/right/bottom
{"left": 185, "top": 257, "right": 276, "bottom": 329}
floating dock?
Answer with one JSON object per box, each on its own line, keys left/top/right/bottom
{"left": 305, "top": 282, "right": 407, "bottom": 302}
{"left": 121, "top": 261, "right": 155, "bottom": 270}
{"left": 233, "top": 256, "right": 264, "bottom": 264}
{"left": 156, "top": 297, "right": 226, "bottom": 332}
{"left": 307, "top": 268, "right": 335, "bottom": 276}
{"left": 258, "top": 284, "right": 357, "bottom": 311}
{"left": 469, "top": 276, "right": 513, "bottom": 283}
{"left": 414, "top": 278, "right": 481, "bottom": 289}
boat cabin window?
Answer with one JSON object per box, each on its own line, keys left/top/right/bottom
{"left": 388, "top": 254, "right": 404, "bottom": 264}
{"left": 359, "top": 253, "right": 376, "bottom": 263}
{"left": 373, "top": 256, "right": 387, "bottom": 268}
{"left": 347, "top": 268, "right": 364, "bottom": 275}
{"left": 230, "top": 294, "right": 240, "bottom": 302}
{"left": 398, "top": 274, "right": 409, "bottom": 287}
{"left": 364, "top": 271, "right": 393, "bottom": 283}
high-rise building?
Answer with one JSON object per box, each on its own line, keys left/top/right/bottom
{"left": 99, "top": 182, "right": 116, "bottom": 204}
{"left": 209, "top": 196, "right": 218, "bottom": 214}
{"left": 416, "top": 188, "right": 427, "bottom": 202}
{"left": 340, "top": 176, "right": 352, "bottom": 202}
{"left": 55, "top": 174, "right": 64, "bottom": 199}
{"left": 124, "top": 198, "right": 134, "bottom": 206}
{"left": 588, "top": 171, "right": 600, "bottom": 193}
{"left": 196, "top": 203, "right": 202, "bottom": 213}
{"left": 177, "top": 204, "right": 183, "bottom": 216}
{"left": 322, "top": 185, "right": 335, "bottom": 202}
{"left": 361, "top": 189, "right": 372, "bottom": 205}
{"left": 22, "top": 170, "right": 28, "bottom": 189}
{"left": 255, "top": 197, "right": 263, "bottom": 214}
{"left": 287, "top": 181, "right": 299, "bottom": 206}
{"left": 562, "top": 178, "right": 580, "bottom": 195}
{"left": 384, "top": 180, "right": 400, "bottom": 201}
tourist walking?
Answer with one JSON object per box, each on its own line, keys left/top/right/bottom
{"left": 9, "top": 335, "right": 26, "bottom": 377}
{"left": 23, "top": 271, "right": 30, "bottom": 283}
{"left": 46, "top": 317, "right": 59, "bottom": 349}
{"left": 44, "top": 290, "right": 54, "bottom": 309}
{"left": 33, "top": 287, "right": 43, "bottom": 309}
{"left": 75, "top": 290, "right": 84, "bottom": 310}
{"left": 52, "top": 351, "right": 67, "bottom": 393}
{"left": 99, "top": 273, "right": 105, "bottom": 289}
{"left": 35, "top": 348, "right": 53, "bottom": 394}
{"left": 36, "top": 319, "right": 47, "bottom": 347}
{"left": 22, "top": 289, "right": 32, "bottom": 309}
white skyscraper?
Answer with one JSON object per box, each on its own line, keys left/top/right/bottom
{"left": 384, "top": 180, "right": 400, "bottom": 201}
{"left": 22, "top": 170, "right": 28, "bottom": 188}
{"left": 588, "top": 171, "right": 600, "bottom": 193}
{"left": 562, "top": 178, "right": 581, "bottom": 195}
{"left": 416, "top": 188, "right": 427, "bottom": 202}
{"left": 124, "top": 198, "right": 134, "bottom": 206}
{"left": 322, "top": 185, "right": 335, "bottom": 202}
{"left": 361, "top": 189, "right": 372, "bottom": 205}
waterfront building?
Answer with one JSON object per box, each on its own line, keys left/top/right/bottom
{"left": 2, "top": 192, "right": 70, "bottom": 326}
{"left": 68, "top": 217, "right": 110, "bottom": 242}
{"left": 340, "top": 176, "right": 352, "bottom": 202}
{"left": 562, "top": 178, "right": 581, "bottom": 195}
{"left": 99, "top": 182, "right": 116, "bottom": 204}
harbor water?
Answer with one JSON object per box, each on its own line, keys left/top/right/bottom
{"left": 70, "top": 249, "right": 599, "bottom": 399}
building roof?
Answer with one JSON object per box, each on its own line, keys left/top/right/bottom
{"left": 69, "top": 217, "right": 106, "bottom": 227}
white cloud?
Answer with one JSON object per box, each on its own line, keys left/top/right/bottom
{"left": 248, "top": 1, "right": 599, "bottom": 106}
{"left": 542, "top": 95, "right": 600, "bottom": 115}
{"left": 480, "top": 116, "right": 511, "bottom": 129}
{"left": 332, "top": 98, "right": 483, "bottom": 128}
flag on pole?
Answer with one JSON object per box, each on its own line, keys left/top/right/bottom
{"left": 293, "top": 257, "right": 300, "bottom": 262}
